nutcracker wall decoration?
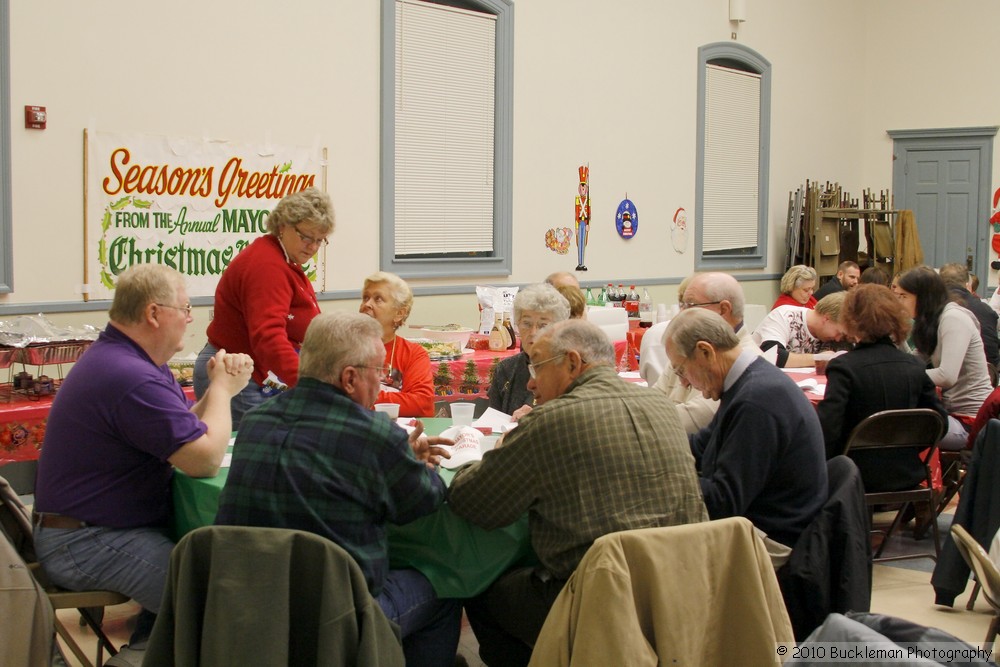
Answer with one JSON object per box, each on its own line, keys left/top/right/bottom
{"left": 575, "top": 165, "right": 590, "bottom": 271}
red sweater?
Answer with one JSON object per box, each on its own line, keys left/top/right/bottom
{"left": 771, "top": 293, "right": 816, "bottom": 310}
{"left": 377, "top": 336, "right": 435, "bottom": 417}
{"left": 206, "top": 235, "right": 320, "bottom": 387}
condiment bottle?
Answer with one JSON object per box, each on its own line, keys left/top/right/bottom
{"left": 502, "top": 312, "right": 517, "bottom": 350}
{"left": 489, "top": 313, "right": 506, "bottom": 351}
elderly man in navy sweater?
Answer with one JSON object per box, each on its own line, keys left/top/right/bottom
{"left": 665, "top": 308, "right": 827, "bottom": 566}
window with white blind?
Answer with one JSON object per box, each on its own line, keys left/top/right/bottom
{"left": 380, "top": 0, "right": 513, "bottom": 278}
{"left": 695, "top": 43, "right": 771, "bottom": 270}
{"left": 0, "top": 0, "right": 12, "bottom": 292}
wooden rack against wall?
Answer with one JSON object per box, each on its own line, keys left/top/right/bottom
{"left": 785, "top": 181, "right": 899, "bottom": 277}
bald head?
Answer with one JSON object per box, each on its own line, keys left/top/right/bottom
{"left": 683, "top": 272, "right": 745, "bottom": 329}
{"left": 545, "top": 271, "right": 580, "bottom": 290}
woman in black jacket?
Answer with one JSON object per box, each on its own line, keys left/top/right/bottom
{"left": 817, "top": 284, "right": 948, "bottom": 492}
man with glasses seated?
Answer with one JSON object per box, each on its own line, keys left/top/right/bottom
{"left": 487, "top": 283, "right": 571, "bottom": 419}
{"left": 665, "top": 308, "right": 827, "bottom": 568}
{"left": 33, "top": 264, "right": 253, "bottom": 663}
{"left": 451, "top": 319, "right": 707, "bottom": 667}
{"left": 216, "top": 312, "right": 461, "bottom": 667}
{"left": 652, "top": 272, "right": 762, "bottom": 433}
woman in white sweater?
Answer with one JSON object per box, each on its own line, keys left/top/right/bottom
{"left": 896, "top": 266, "right": 992, "bottom": 449}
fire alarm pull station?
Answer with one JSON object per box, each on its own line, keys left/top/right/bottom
{"left": 25, "top": 106, "right": 47, "bottom": 130}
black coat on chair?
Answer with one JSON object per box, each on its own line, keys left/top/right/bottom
{"left": 778, "top": 456, "right": 872, "bottom": 641}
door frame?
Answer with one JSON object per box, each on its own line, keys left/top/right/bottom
{"left": 889, "top": 126, "right": 998, "bottom": 291}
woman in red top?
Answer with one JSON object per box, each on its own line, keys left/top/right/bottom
{"left": 193, "top": 187, "right": 335, "bottom": 428}
{"left": 772, "top": 264, "right": 818, "bottom": 310}
{"left": 360, "top": 271, "right": 435, "bottom": 417}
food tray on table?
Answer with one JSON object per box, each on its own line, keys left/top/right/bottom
{"left": 16, "top": 341, "right": 93, "bottom": 365}
{"left": 410, "top": 338, "right": 464, "bottom": 361}
{"left": 0, "top": 346, "right": 18, "bottom": 369}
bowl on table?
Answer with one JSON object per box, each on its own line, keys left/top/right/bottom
{"left": 410, "top": 326, "right": 474, "bottom": 351}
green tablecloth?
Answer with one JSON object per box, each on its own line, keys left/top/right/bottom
{"left": 171, "top": 418, "right": 535, "bottom": 599}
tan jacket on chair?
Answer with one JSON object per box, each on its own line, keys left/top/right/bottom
{"left": 529, "top": 517, "right": 793, "bottom": 667}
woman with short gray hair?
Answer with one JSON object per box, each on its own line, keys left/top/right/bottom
{"left": 194, "top": 186, "right": 335, "bottom": 428}
{"left": 488, "top": 283, "right": 571, "bottom": 417}
{"left": 772, "top": 264, "right": 818, "bottom": 310}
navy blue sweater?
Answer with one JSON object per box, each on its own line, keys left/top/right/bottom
{"left": 689, "top": 357, "right": 827, "bottom": 546}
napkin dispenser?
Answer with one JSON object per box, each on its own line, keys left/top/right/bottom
{"left": 585, "top": 306, "right": 628, "bottom": 343}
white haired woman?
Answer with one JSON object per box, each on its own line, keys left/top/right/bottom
{"left": 487, "top": 283, "right": 571, "bottom": 418}
{"left": 359, "top": 271, "right": 435, "bottom": 417}
{"left": 772, "top": 264, "right": 818, "bottom": 310}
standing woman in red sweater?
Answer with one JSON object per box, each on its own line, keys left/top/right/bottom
{"left": 193, "top": 187, "right": 335, "bottom": 428}
{"left": 360, "top": 271, "right": 435, "bottom": 417}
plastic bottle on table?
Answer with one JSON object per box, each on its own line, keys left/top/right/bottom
{"left": 489, "top": 313, "right": 506, "bottom": 351}
{"left": 502, "top": 311, "right": 517, "bottom": 350}
{"left": 626, "top": 285, "right": 640, "bottom": 321}
{"left": 639, "top": 288, "right": 654, "bottom": 328}
{"left": 585, "top": 287, "right": 597, "bottom": 307}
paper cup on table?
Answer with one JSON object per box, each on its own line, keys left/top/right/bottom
{"left": 813, "top": 352, "right": 835, "bottom": 376}
{"left": 450, "top": 402, "right": 475, "bottom": 426}
{"left": 374, "top": 403, "right": 400, "bottom": 419}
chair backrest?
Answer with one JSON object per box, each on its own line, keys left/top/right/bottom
{"left": 144, "top": 525, "right": 404, "bottom": 667}
{"left": 529, "top": 517, "right": 793, "bottom": 666}
{"left": 638, "top": 320, "right": 670, "bottom": 385}
{"left": 585, "top": 306, "right": 627, "bottom": 342}
{"left": 779, "top": 456, "right": 871, "bottom": 640}
{"left": 742, "top": 304, "right": 768, "bottom": 334}
{"left": 951, "top": 524, "right": 1000, "bottom": 611}
{"left": 0, "top": 474, "right": 55, "bottom": 666}
{"left": 842, "top": 408, "right": 946, "bottom": 454}
{"left": 0, "top": 474, "right": 36, "bottom": 564}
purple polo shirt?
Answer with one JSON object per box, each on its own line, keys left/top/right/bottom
{"left": 34, "top": 324, "right": 207, "bottom": 528}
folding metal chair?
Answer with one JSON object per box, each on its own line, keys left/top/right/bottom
{"left": 0, "top": 475, "right": 128, "bottom": 667}
{"left": 950, "top": 524, "right": 1000, "bottom": 649}
{"left": 842, "top": 408, "right": 946, "bottom": 563}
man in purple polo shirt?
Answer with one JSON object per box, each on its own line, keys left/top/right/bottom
{"left": 32, "top": 264, "right": 252, "bottom": 660}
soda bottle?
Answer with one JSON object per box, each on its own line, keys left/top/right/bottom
{"left": 502, "top": 311, "right": 517, "bottom": 350}
{"left": 585, "top": 287, "right": 597, "bottom": 307}
{"left": 639, "top": 288, "right": 653, "bottom": 328}
{"left": 625, "top": 285, "right": 639, "bottom": 321}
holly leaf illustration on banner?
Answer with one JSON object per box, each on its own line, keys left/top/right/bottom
{"left": 100, "top": 269, "right": 116, "bottom": 290}
{"left": 98, "top": 238, "right": 107, "bottom": 265}
{"left": 110, "top": 196, "right": 131, "bottom": 210}
{"left": 278, "top": 161, "right": 292, "bottom": 174}
{"left": 101, "top": 210, "right": 112, "bottom": 233}
{"left": 133, "top": 199, "right": 152, "bottom": 209}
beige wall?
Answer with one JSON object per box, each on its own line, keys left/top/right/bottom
{"left": 6, "top": 0, "right": 996, "bottom": 353}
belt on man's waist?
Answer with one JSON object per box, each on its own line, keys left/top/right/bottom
{"left": 32, "top": 512, "right": 88, "bottom": 530}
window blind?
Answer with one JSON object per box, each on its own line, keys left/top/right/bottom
{"left": 394, "top": 0, "right": 496, "bottom": 256}
{"left": 703, "top": 63, "right": 760, "bottom": 253}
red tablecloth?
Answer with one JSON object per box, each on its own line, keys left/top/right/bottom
{"left": 0, "top": 385, "right": 197, "bottom": 466}
{"left": 431, "top": 349, "right": 520, "bottom": 400}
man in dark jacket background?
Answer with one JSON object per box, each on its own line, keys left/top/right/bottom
{"left": 940, "top": 263, "right": 999, "bottom": 368}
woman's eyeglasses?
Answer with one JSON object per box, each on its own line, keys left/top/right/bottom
{"left": 293, "top": 225, "right": 328, "bottom": 248}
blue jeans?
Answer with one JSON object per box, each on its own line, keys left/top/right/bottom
{"left": 377, "top": 569, "right": 461, "bottom": 667}
{"left": 33, "top": 523, "right": 173, "bottom": 613}
{"left": 193, "top": 343, "right": 267, "bottom": 430}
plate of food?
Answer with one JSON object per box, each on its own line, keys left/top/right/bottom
{"left": 409, "top": 338, "right": 463, "bottom": 361}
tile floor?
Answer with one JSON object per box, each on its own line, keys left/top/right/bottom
{"left": 50, "top": 507, "right": 995, "bottom": 667}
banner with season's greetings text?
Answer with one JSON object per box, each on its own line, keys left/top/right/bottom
{"left": 85, "top": 130, "right": 326, "bottom": 300}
